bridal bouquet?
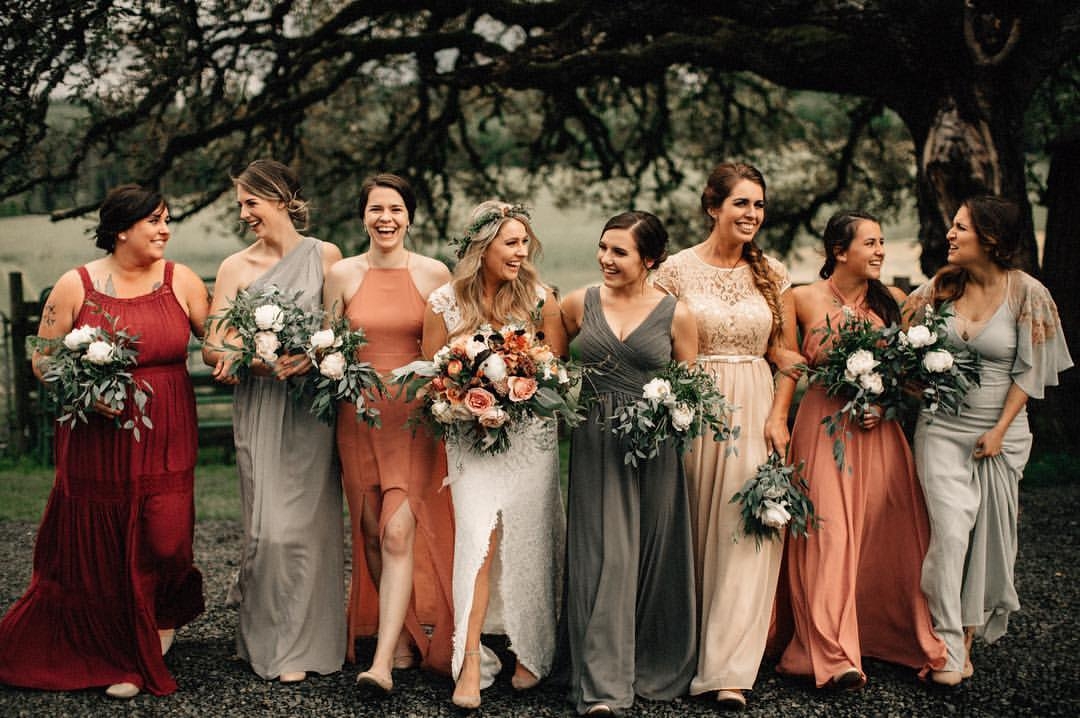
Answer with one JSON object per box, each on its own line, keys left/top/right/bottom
{"left": 802, "top": 308, "right": 904, "bottom": 469}
{"left": 393, "top": 322, "right": 582, "bottom": 454}
{"left": 31, "top": 308, "right": 152, "bottom": 439}
{"left": 303, "top": 316, "right": 384, "bottom": 426}
{"left": 730, "top": 452, "right": 818, "bottom": 549}
{"left": 207, "top": 285, "right": 320, "bottom": 376}
{"left": 611, "top": 361, "right": 739, "bottom": 468}
{"left": 896, "top": 304, "right": 980, "bottom": 419}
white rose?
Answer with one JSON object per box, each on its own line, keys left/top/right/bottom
{"left": 464, "top": 338, "right": 488, "bottom": 360}
{"left": 557, "top": 366, "right": 570, "bottom": 384}
{"left": 642, "top": 377, "right": 672, "bottom": 402}
{"left": 319, "top": 351, "right": 346, "bottom": 380}
{"left": 433, "top": 346, "right": 452, "bottom": 366}
{"left": 758, "top": 499, "right": 792, "bottom": 529}
{"left": 859, "top": 371, "right": 884, "bottom": 395}
{"left": 670, "top": 402, "right": 695, "bottom": 432}
{"left": 63, "top": 325, "right": 96, "bottom": 350}
{"left": 906, "top": 324, "right": 935, "bottom": 348}
{"left": 431, "top": 400, "right": 455, "bottom": 424}
{"left": 253, "top": 304, "right": 285, "bottom": 331}
{"left": 253, "top": 331, "right": 280, "bottom": 363}
{"left": 83, "top": 340, "right": 114, "bottom": 365}
{"left": 922, "top": 349, "right": 955, "bottom": 373}
{"left": 845, "top": 349, "right": 879, "bottom": 377}
{"left": 310, "top": 329, "right": 335, "bottom": 350}
{"left": 480, "top": 353, "right": 507, "bottom": 382}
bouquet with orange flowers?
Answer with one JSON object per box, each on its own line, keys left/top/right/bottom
{"left": 393, "top": 322, "right": 582, "bottom": 454}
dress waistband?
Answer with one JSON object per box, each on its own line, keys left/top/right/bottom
{"left": 132, "top": 362, "right": 187, "bottom": 376}
{"left": 697, "top": 354, "right": 764, "bottom": 364}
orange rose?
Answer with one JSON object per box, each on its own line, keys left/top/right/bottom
{"left": 446, "top": 359, "right": 463, "bottom": 377}
{"left": 507, "top": 376, "right": 538, "bottom": 402}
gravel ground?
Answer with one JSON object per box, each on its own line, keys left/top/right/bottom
{"left": 0, "top": 480, "right": 1077, "bottom": 717}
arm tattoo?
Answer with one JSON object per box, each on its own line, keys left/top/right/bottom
{"left": 43, "top": 303, "right": 57, "bottom": 327}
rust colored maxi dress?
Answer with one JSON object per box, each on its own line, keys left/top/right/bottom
{"left": 0, "top": 262, "right": 203, "bottom": 696}
{"left": 337, "top": 264, "right": 454, "bottom": 674}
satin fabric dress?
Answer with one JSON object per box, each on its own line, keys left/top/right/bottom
{"left": 337, "top": 265, "right": 454, "bottom": 673}
{"left": 0, "top": 262, "right": 203, "bottom": 696}
{"left": 229, "top": 237, "right": 346, "bottom": 679}
{"left": 773, "top": 289, "right": 946, "bottom": 686}
{"left": 565, "top": 288, "right": 696, "bottom": 714}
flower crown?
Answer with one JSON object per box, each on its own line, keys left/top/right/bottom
{"left": 447, "top": 204, "right": 531, "bottom": 259}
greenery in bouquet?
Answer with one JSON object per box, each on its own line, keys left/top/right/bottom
{"left": 393, "top": 323, "right": 583, "bottom": 454}
{"left": 31, "top": 306, "right": 152, "bottom": 439}
{"left": 302, "top": 316, "right": 384, "bottom": 426}
{"left": 897, "top": 303, "right": 981, "bottom": 419}
{"left": 730, "top": 452, "right": 818, "bottom": 549}
{"left": 610, "top": 361, "right": 740, "bottom": 468}
{"left": 207, "top": 285, "right": 321, "bottom": 376}
{"left": 802, "top": 307, "right": 904, "bottom": 470}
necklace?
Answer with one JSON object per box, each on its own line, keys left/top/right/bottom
{"left": 957, "top": 271, "right": 1008, "bottom": 341}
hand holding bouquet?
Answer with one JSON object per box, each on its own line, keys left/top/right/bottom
{"left": 611, "top": 361, "right": 739, "bottom": 468}
{"left": 303, "top": 316, "right": 384, "bottom": 426}
{"left": 393, "top": 323, "right": 582, "bottom": 454}
{"left": 207, "top": 285, "right": 320, "bottom": 377}
{"left": 31, "top": 307, "right": 152, "bottom": 439}
{"left": 897, "top": 303, "right": 980, "bottom": 419}
{"left": 730, "top": 452, "right": 818, "bottom": 549}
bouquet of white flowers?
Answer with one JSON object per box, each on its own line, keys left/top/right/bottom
{"left": 802, "top": 308, "right": 904, "bottom": 470}
{"left": 393, "top": 322, "right": 582, "bottom": 454}
{"left": 611, "top": 361, "right": 739, "bottom": 468}
{"left": 303, "top": 316, "right": 384, "bottom": 426}
{"left": 31, "top": 307, "right": 152, "bottom": 439}
{"left": 730, "top": 452, "right": 818, "bottom": 549}
{"left": 896, "top": 303, "right": 981, "bottom": 419}
{"left": 207, "top": 285, "right": 321, "bottom": 376}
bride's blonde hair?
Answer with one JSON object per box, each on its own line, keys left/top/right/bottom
{"left": 450, "top": 200, "right": 544, "bottom": 337}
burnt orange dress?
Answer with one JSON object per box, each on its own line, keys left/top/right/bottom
{"left": 774, "top": 292, "right": 946, "bottom": 686}
{"left": 336, "top": 265, "right": 454, "bottom": 674}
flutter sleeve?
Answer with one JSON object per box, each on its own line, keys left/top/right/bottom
{"left": 1009, "top": 271, "right": 1073, "bottom": 399}
{"left": 902, "top": 280, "right": 937, "bottom": 325}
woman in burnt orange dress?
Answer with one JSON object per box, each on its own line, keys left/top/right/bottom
{"left": 323, "top": 174, "right": 454, "bottom": 692}
{"left": 773, "top": 210, "right": 946, "bottom": 688}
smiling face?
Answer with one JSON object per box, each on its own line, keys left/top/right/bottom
{"left": 835, "top": 220, "right": 885, "bottom": 280}
{"left": 363, "top": 185, "right": 410, "bottom": 253}
{"left": 597, "top": 228, "right": 650, "bottom": 290}
{"left": 711, "top": 179, "right": 765, "bottom": 244}
{"left": 481, "top": 218, "right": 530, "bottom": 286}
{"left": 236, "top": 185, "right": 291, "bottom": 240}
{"left": 120, "top": 203, "right": 171, "bottom": 261}
{"left": 946, "top": 204, "right": 990, "bottom": 268}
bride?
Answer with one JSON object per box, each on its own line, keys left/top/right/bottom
{"left": 421, "top": 201, "right": 567, "bottom": 710}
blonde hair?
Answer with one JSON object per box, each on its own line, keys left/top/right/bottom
{"left": 450, "top": 201, "right": 544, "bottom": 337}
{"left": 233, "top": 159, "right": 310, "bottom": 230}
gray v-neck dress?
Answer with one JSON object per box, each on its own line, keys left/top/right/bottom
{"left": 565, "top": 287, "right": 696, "bottom": 714}
{"left": 229, "top": 237, "right": 346, "bottom": 679}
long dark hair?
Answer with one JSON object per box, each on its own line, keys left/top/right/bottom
{"left": 700, "top": 162, "right": 785, "bottom": 348}
{"left": 820, "top": 210, "right": 900, "bottom": 326}
{"left": 94, "top": 184, "right": 166, "bottom": 252}
{"left": 931, "top": 195, "right": 1020, "bottom": 308}
{"left": 601, "top": 211, "right": 669, "bottom": 269}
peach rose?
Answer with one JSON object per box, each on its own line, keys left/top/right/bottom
{"left": 478, "top": 406, "right": 509, "bottom": 428}
{"left": 507, "top": 376, "right": 538, "bottom": 402}
{"left": 464, "top": 387, "right": 498, "bottom": 416}
{"left": 446, "top": 359, "right": 463, "bottom": 377}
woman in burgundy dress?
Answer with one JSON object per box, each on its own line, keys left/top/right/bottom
{"left": 0, "top": 185, "right": 210, "bottom": 699}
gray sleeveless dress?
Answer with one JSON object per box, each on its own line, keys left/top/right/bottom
{"left": 565, "top": 288, "right": 696, "bottom": 714}
{"left": 229, "top": 237, "right": 346, "bottom": 679}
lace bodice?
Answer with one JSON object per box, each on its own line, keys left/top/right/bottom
{"left": 429, "top": 282, "right": 547, "bottom": 334}
{"left": 654, "top": 249, "right": 790, "bottom": 357}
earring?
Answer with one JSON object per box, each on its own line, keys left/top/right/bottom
{"left": 118, "top": 234, "right": 127, "bottom": 241}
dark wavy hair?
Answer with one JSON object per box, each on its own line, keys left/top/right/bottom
{"left": 700, "top": 162, "right": 784, "bottom": 348}
{"left": 819, "top": 210, "right": 900, "bottom": 326}
{"left": 94, "top": 184, "right": 166, "bottom": 252}
{"left": 357, "top": 173, "right": 416, "bottom": 223}
{"left": 600, "top": 210, "right": 669, "bottom": 269}
{"left": 930, "top": 195, "right": 1021, "bottom": 308}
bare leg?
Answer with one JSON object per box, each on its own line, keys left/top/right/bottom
{"left": 365, "top": 498, "right": 417, "bottom": 685}
{"left": 453, "top": 529, "right": 497, "bottom": 707}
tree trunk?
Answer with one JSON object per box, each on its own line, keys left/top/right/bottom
{"left": 1034, "top": 131, "right": 1080, "bottom": 450}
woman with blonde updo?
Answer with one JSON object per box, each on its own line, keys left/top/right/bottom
{"left": 422, "top": 201, "right": 568, "bottom": 710}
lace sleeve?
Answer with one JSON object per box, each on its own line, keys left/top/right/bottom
{"left": 651, "top": 252, "right": 682, "bottom": 296}
{"left": 765, "top": 255, "right": 791, "bottom": 293}
{"left": 429, "top": 283, "right": 461, "bottom": 332}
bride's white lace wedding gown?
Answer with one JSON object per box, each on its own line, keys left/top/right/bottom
{"left": 428, "top": 283, "right": 565, "bottom": 686}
